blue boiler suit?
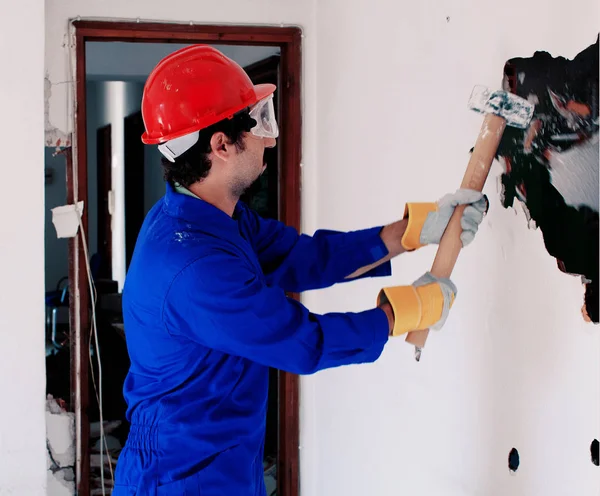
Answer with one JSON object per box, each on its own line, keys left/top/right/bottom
{"left": 113, "top": 183, "right": 392, "bottom": 495}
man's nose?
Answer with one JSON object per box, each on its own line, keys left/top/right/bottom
{"left": 264, "top": 137, "right": 277, "bottom": 149}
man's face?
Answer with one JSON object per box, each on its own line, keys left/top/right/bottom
{"left": 230, "top": 133, "right": 276, "bottom": 196}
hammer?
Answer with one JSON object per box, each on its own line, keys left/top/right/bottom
{"left": 405, "top": 85, "right": 535, "bottom": 360}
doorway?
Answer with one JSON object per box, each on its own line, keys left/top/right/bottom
{"left": 68, "top": 21, "right": 302, "bottom": 496}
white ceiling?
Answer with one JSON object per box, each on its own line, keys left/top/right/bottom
{"left": 86, "top": 42, "right": 280, "bottom": 81}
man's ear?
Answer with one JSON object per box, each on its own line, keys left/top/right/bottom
{"left": 210, "top": 132, "right": 234, "bottom": 162}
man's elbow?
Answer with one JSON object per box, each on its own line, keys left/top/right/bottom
{"left": 281, "top": 352, "right": 324, "bottom": 375}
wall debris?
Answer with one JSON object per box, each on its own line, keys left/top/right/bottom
{"left": 45, "top": 75, "right": 71, "bottom": 148}
{"left": 46, "top": 395, "right": 75, "bottom": 496}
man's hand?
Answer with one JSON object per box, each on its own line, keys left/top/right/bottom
{"left": 345, "top": 189, "right": 487, "bottom": 280}
{"left": 401, "top": 189, "right": 488, "bottom": 251}
{"left": 378, "top": 272, "right": 457, "bottom": 336}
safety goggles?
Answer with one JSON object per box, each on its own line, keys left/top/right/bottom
{"left": 158, "top": 95, "right": 278, "bottom": 162}
{"left": 249, "top": 94, "right": 279, "bottom": 139}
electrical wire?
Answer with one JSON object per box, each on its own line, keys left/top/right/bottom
{"left": 77, "top": 207, "right": 114, "bottom": 495}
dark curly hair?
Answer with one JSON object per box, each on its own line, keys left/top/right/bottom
{"left": 161, "top": 109, "right": 256, "bottom": 188}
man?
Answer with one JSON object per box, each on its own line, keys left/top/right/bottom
{"left": 113, "top": 45, "right": 487, "bottom": 495}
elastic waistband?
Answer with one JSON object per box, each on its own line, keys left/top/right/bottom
{"left": 125, "top": 423, "right": 159, "bottom": 452}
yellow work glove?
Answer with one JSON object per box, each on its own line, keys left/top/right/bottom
{"left": 401, "top": 189, "right": 488, "bottom": 251}
{"left": 377, "top": 272, "right": 457, "bottom": 336}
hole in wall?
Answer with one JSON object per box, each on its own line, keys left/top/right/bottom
{"left": 591, "top": 439, "right": 599, "bottom": 466}
{"left": 508, "top": 448, "right": 520, "bottom": 472}
{"left": 496, "top": 38, "right": 599, "bottom": 325}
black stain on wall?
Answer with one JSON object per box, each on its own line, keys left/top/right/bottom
{"left": 591, "top": 439, "right": 599, "bottom": 466}
{"left": 508, "top": 447, "right": 520, "bottom": 472}
{"left": 495, "top": 36, "right": 599, "bottom": 323}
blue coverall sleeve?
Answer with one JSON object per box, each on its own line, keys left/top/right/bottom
{"left": 241, "top": 206, "right": 392, "bottom": 293}
{"left": 162, "top": 251, "right": 390, "bottom": 374}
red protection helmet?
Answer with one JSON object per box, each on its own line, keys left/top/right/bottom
{"left": 141, "top": 45, "right": 276, "bottom": 145}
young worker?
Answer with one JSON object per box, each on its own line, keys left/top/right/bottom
{"left": 113, "top": 45, "right": 487, "bottom": 495}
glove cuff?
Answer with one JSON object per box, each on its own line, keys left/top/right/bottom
{"left": 377, "top": 282, "right": 445, "bottom": 336}
{"left": 401, "top": 202, "right": 437, "bottom": 251}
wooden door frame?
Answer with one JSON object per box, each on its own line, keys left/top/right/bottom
{"left": 69, "top": 20, "right": 302, "bottom": 496}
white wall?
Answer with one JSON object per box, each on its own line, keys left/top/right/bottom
{"left": 1, "top": 0, "right": 47, "bottom": 494}
{"left": 300, "top": 2, "right": 600, "bottom": 496}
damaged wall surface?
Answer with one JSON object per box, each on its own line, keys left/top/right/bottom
{"left": 0, "top": 0, "right": 47, "bottom": 494}
{"left": 497, "top": 41, "right": 599, "bottom": 323}
{"left": 301, "top": 1, "right": 599, "bottom": 495}
{"left": 46, "top": 396, "right": 75, "bottom": 496}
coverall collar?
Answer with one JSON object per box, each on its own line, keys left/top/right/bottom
{"left": 163, "top": 182, "right": 243, "bottom": 233}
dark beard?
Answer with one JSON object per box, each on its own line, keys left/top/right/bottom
{"left": 238, "top": 171, "right": 267, "bottom": 209}
{"left": 231, "top": 172, "right": 261, "bottom": 198}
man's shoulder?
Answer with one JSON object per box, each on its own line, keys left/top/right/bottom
{"left": 130, "top": 215, "right": 234, "bottom": 276}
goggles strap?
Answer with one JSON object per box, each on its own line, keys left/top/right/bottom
{"left": 158, "top": 131, "right": 200, "bottom": 162}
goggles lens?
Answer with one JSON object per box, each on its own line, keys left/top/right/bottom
{"left": 249, "top": 95, "right": 279, "bottom": 139}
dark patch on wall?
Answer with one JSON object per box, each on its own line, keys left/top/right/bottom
{"left": 591, "top": 439, "right": 599, "bottom": 466}
{"left": 508, "top": 447, "right": 520, "bottom": 472}
{"left": 495, "top": 36, "right": 599, "bottom": 323}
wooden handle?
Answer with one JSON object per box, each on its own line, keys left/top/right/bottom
{"left": 405, "top": 113, "right": 507, "bottom": 349}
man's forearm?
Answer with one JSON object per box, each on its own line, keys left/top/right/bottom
{"left": 345, "top": 219, "right": 409, "bottom": 279}
{"left": 347, "top": 219, "right": 409, "bottom": 335}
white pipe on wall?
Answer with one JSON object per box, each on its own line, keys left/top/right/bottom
{"left": 105, "top": 82, "right": 127, "bottom": 291}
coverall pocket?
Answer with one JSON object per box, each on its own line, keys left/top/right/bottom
{"left": 157, "top": 472, "right": 202, "bottom": 495}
